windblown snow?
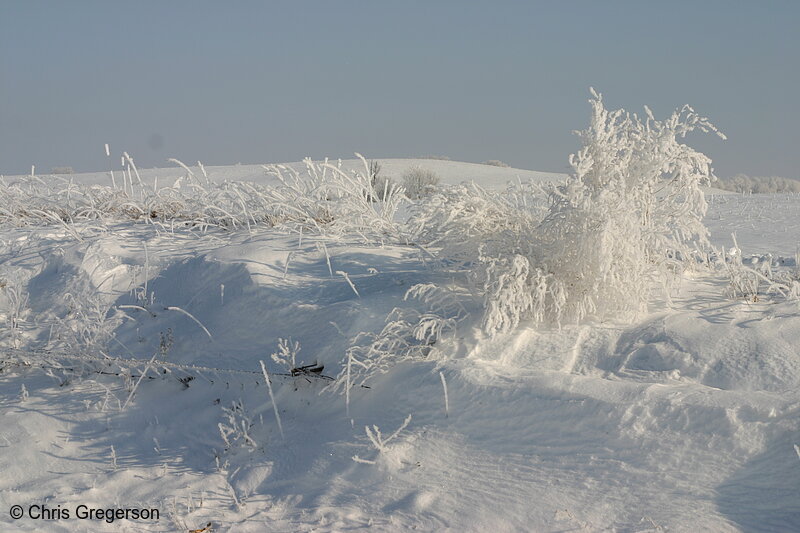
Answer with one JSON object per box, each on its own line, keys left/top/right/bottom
{"left": 1, "top": 157, "right": 798, "bottom": 532}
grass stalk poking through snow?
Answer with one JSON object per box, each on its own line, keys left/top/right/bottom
{"left": 165, "top": 306, "right": 213, "bottom": 340}
{"left": 259, "top": 360, "right": 284, "bottom": 440}
{"left": 337, "top": 270, "right": 360, "bottom": 298}
{"left": 439, "top": 371, "right": 449, "bottom": 417}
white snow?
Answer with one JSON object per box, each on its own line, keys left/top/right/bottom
{"left": 1, "top": 159, "right": 798, "bottom": 532}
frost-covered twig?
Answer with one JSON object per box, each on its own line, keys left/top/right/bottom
{"left": 270, "top": 338, "right": 300, "bottom": 372}
{"left": 218, "top": 399, "right": 257, "bottom": 450}
{"left": 352, "top": 415, "right": 412, "bottom": 465}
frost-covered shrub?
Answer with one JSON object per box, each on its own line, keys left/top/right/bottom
{"left": 50, "top": 166, "right": 74, "bottom": 174}
{"left": 490, "top": 90, "right": 724, "bottom": 331}
{"left": 716, "top": 174, "right": 800, "bottom": 194}
{"left": 402, "top": 166, "right": 440, "bottom": 199}
{"left": 482, "top": 160, "right": 510, "bottom": 168}
{"left": 413, "top": 89, "right": 725, "bottom": 334}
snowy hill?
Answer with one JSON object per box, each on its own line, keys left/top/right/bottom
{"left": 1, "top": 155, "right": 799, "bottom": 532}
{"left": 6, "top": 158, "right": 566, "bottom": 190}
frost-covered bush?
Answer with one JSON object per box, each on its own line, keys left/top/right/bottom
{"left": 402, "top": 166, "right": 440, "bottom": 199}
{"left": 716, "top": 174, "right": 800, "bottom": 194}
{"left": 482, "top": 160, "right": 510, "bottom": 168}
{"left": 50, "top": 166, "right": 74, "bottom": 174}
{"left": 412, "top": 89, "right": 725, "bottom": 334}
{"left": 488, "top": 90, "right": 724, "bottom": 332}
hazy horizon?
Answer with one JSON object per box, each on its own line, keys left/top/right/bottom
{"left": 2, "top": 1, "right": 798, "bottom": 178}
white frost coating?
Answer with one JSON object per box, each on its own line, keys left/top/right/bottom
{"left": 317, "top": 241, "right": 333, "bottom": 277}
{"left": 283, "top": 251, "right": 294, "bottom": 280}
{"left": 122, "top": 349, "right": 160, "bottom": 409}
{"left": 122, "top": 152, "right": 143, "bottom": 187}
{"left": 197, "top": 160, "right": 209, "bottom": 183}
{"left": 259, "top": 360, "right": 284, "bottom": 440}
{"left": 165, "top": 306, "right": 213, "bottom": 340}
{"left": 270, "top": 338, "right": 300, "bottom": 372}
{"left": 336, "top": 270, "right": 360, "bottom": 298}
{"left": 439, "top": 371, "right": 449, "bottom": 417}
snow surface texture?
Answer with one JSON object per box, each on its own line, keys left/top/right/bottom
{"left": 1, "top": 150, "right": 799, "bottom": 532}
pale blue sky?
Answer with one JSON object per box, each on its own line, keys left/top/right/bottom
{"left": 1, "top": 1, "right": 798, "bottom": 177}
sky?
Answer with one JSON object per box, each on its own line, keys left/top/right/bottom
{"left": 1, "top": 1, "right": 799, "bottom": 178}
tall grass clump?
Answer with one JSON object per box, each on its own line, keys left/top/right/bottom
{"left": 719, "top": 236, "right": 800, "bottom": 302}
{"left": 367, "top": 160, "right": 396, "bottom": 202}
{"left": 0, "top": 154, "right": 405, "bottom": 243}
{"left": 331, "top": 282, "right": 470, "bottom": 392}
{"left": 263, "top": 154, "right": 406, "bottom": 241}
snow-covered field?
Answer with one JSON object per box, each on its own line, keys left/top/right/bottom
{"left": 1, "top": 153, "right": 799, "bottom": 532}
